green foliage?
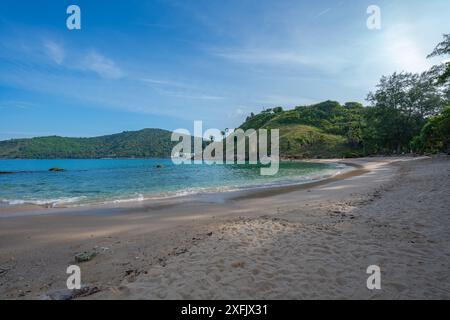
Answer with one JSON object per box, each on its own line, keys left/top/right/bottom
{"left": 272, "top": 106, "right": 284, "bottom": 113}
{"left": 411, "top": 106, "right": 450, "bottom": 154}
{"left": 363, "top": 71, "right": 447, "bottom": 154}
{"left": 239, "top": 100, "right": 365, "bottom": 158}
{"left": 278, "top": 125, "right": 359, "bottom": 159}
{"left": 428, "top": 34, "right": 450, "bottom": 84}
{"left": 239, "top": 76, "right": 446, "bottom": 158}
{"left": 0, "top": 129, "right": 177, "bottom": 159}
{"left": 242, "top": 100, "right": 364, "bottom": 137}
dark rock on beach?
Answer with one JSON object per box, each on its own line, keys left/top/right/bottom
{"left": 42, "top": 286, "right": 100, "bottom": 300}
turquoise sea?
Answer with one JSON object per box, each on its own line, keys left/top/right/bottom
{"left": 0, "top": 159, "right": 347, "bottom": 208}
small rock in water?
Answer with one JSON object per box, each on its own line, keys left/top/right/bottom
{"left": 75, "top": 251, "right": 97, "bottom": 263}
{"left": 155, "top": 164, "right": 165, "bottom": 168}
{"left": 49, "top": 168, "right": 65, "bottom": 172}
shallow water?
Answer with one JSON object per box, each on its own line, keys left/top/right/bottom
{"left": 0, "top": 159, "right": 346, "bottom": 208}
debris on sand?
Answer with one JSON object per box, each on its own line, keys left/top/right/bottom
{"left": 0, "top": 266, "right": 11, "bottom": 276}
{"left": 74, "top": 251, "right": 97, "bottom": 263}
{"left": 231, "top": 261, "right": 245, "bottom": 268}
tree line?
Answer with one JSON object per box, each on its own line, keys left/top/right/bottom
{"left": 243, "top": 34, "right": 450, "bottom": 156}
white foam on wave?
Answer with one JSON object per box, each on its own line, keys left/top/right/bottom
{"left": 1, "top": 164, "right": 351, "bottom": 208}
{"left": 112, "top": 194, "right": 145, "bottom": 204}
{"left": 1, "top": 196, "right": 87, "bottom": 208}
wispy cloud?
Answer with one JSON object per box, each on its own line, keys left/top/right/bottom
{"left": 12, "top": 34, "right": 125, "bottom": 80}
{"left": 155, "top": 87, "right": 225, "bottom": 100}
{"left": 212, "top": 47, "right": 349, "bottom": 74}
{"left": 140, "top": 78, "right": 225, "bottom": 100}
{"left": 140, "top": 78, "right": 186, "bottom": 87}
{"left": 214, "top": 49, "right": 312, "bottom": 66}
{"left": 315, "top": 8, "right": 331, "bottom": 18}
{"left": 81, "top": 52, "right": 124, "bottom": 79}
{"left": 43, "top": 40, "right": 64, "bottom": 65}
{"left": 0, "top": 101, "right": 36, "bottom": 110}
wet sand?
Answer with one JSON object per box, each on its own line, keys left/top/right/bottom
{"left": 0, "top": 156, "right": 449, "bottom": 299}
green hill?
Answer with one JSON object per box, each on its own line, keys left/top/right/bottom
{"left": 239, "top": 100, "right": 365, "bottom": 158}
{"left": 277, "top": 125, "right": 356, "bottom": 159}
{"left": 0, "top": 128, "right": 178, "bottom": 159}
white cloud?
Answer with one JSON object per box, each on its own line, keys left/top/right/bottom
{"left": 213, "top": 47, "right": 349, "bottom": 74}
{"left": 214, "top": 49, "right": 312, "bottom": 66}
{"left": 140, "top": 78, "right": 188, "bottom": 88}
{"left": 140, "top": 78, "right": 174, "bottom": 85}
{"left": 44, "top": 41, "right": 64, "bottom": 65}
{"left": 82, "top": 52, "right": 124, "bottom": 79}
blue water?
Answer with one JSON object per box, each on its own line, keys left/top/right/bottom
{"left": 0, "top": 159, "right": 346, "bottom": 208}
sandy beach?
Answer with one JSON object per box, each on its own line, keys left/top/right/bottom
{"left": 0, "top": 156, "right": 449, "bottom": 299}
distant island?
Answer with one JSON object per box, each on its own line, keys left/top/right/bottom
{"left": 0, "top": 128, "right": 177, "bottom": 159}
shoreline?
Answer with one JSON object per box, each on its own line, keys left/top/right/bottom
{"left": 0, "top": 157, "right": 412, "bottom": 217}
{"left": 0, "top": 156, "right": 448, "bottom": 299}
{"left": 0, "top": 160, "right": 355, "bottom": 217}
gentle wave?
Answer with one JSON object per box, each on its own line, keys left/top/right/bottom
{"left": 0, "top": 160, "right": 350, "bottom": 209}
{"left": 0, "top": 196, "right": 87, "bottom": 208}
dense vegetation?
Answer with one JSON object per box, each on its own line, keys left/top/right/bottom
{"left": 239, "top": 34, "right": 450, "bottom": 158}
{"left": 0, "top": 129, "right": 178, "bottom": 159}
{"left": 411, "top": 106, "right": 450, "bottom": 154}
{"left": 240, "top": 101, "right": 365, "bottom": 158}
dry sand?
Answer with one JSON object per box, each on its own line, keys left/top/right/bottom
{"left": 0, "top": 156, "right": 449, "bottom": 299}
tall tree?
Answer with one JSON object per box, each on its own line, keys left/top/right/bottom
{"left": 411, "top": 106, "right": 450, "bottom": 153}
{"left": 366, "top": 72, "right": 436, "bottom": 153}
{"left": 427, "top": 34, "right": 450, "bottom": 84}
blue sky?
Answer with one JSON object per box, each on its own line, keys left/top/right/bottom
{"left": 0, "top": 0, "right": 449, "bottom": 140}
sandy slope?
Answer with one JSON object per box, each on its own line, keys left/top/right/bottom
{"left": 0, "top": 156, "right": 449, "bottom": 299}
{"left": 101, "top": 156, "right": 450, "bottom": 299}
